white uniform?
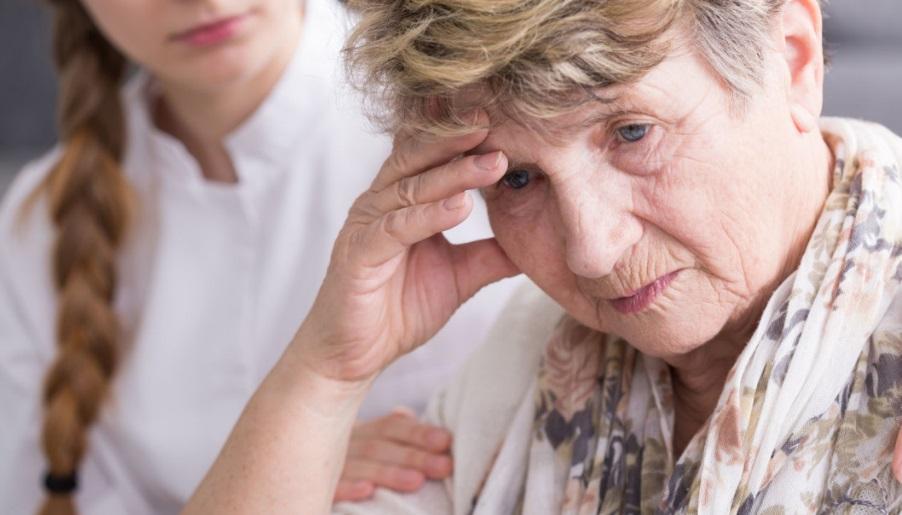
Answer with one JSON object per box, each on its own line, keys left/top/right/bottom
{"left": 0, "top": 0, "right": 521, "bottom": 512}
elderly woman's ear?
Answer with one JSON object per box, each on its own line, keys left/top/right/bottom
{"left": 776, "top": 0, "right": 826, "bottom": 133}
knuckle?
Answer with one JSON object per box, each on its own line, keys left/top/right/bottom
{"left": 405, "top": 205, "right": 424, "bottom": 227}
{"left": 404, "top": 426, "right": 428, "bottom": 447}
{"left": 358, "top": 439, "right": 382, "bottom": 459}
{"left": 404, "top": 448, "right": 426, "bottom": 468}
{"left": 391, "top": 131, "right": 412, "bottom": 152}
{"left": 375, "top": 412, "right": 402, "bottom": 433}
{"left": 387, "top": 467, "right": 409, "bottom": 483}
{"left": 350, "top": 191, "right": 382, "bottom": 220}
{"left": 415, "top": 426, "right": 435, "bottom": 447}
{"left": 352, "top": 189, "right": 371, "bottom": 207}
{"left": 383, "top": 415, "right": 405, "bottom": 438}
{"left": 395, "top": 176, "right": 420, "bottom": 207}
{"left": 382, "top": 211, "right": 404, "bottom": 240}
{"left": 387, "top": 148, "right": 412, "bottom": 176}
{"left": 350, "top": 418, "right": 368, "bottom": 434}
{"left": 346, "top": 224, "right": 368, "bottom": 249}
{"left": 386, "top": 410, "right": 411, "bottom": 423}
{"left": 410, "top": 427, "right": 429, "bottom": 447}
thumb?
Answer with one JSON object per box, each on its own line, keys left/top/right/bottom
{"left": 451, "top": 237, "right": 521, "bottom": 302}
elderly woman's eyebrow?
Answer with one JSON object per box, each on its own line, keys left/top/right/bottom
{"left": 575, "top": 109, "right": 639, "bottom": 129}
{"left": 573, "top": 93, "right": 652, "bottom": 129}
{"left": 546, "top": 106, "right": 643, "bottom": 141}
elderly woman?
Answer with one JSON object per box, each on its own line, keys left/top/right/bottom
{"left": 181, "top": 0, "right": 902, "bottom": 513}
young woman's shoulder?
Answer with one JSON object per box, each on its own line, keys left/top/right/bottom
{"left": 0, "top": 146, "right": 64, "bottom": 360}
{"left": 0, "top": 148, "right": 64, "bottom": 513}
{"left": 0, "top": 146, "right": 62, "bottom": 250}
{"left": 1, "top": 145, "right": 65, "bottom": 233}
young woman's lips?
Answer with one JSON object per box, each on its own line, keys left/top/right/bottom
{"left": 172, "top": 14, "right": 249, "bottom": 47}
{"left": 609, "top": 270, "right": 681, "bottom": 315}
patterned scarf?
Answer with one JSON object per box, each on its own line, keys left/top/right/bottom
{"left": 471, "top": 119, "right": 902, "bottom": 514}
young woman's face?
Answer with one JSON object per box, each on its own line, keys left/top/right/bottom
{"left": 80, "top": 0, "right": 303, "bottom": 91}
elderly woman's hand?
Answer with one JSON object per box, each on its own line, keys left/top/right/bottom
{"left": 334, "top": 407, "right": 453, "bottom": 502}
{"left": 184, "top": 119, "right": 514, "bottom": 514}
{"left": 295, "top": 113, "right": 518, "bottom": 384}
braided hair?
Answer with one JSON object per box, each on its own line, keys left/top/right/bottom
{"left": 37, "top": 2, "right": 131, "bottom": 513}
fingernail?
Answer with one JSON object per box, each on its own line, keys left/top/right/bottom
{"left": 399, "top": 469, "right": 425, "bottom": 486}
{"left": 390, "top": 406, "right": 416, "bottom": 418}
{"left": 443, "top": 193, "right": 467, "bottom": 210}
{"left": 474, "top": 152, "right": 501, "bottom": 171}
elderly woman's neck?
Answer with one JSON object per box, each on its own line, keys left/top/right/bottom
{"left": 787, "top": 129, "right": 835, "bottom": 263}
{"left": 667, "top": 330, "right": 749, "bottom": 458}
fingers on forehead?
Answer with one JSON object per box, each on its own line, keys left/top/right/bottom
{"left": 379, "top": 112, "right": 491, "bottom": 187}
{"left": 392, "top": 109, "right": 490, "bottom": 150}
{"left": 391, "top": 129, "right": 488, "bottom": 177}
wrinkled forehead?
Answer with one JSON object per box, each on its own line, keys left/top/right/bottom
{"left": 467, "top": 51, "right": 712, "bottom": 154}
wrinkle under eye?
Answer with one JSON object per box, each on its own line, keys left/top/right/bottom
{"left": 502, "top": 169, "right": 530, "bottom": 190}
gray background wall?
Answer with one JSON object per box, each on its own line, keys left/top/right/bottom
{"left": 1, "top": 0, "right": 56, "bottom": 193}
{"left": 1, "top": 0, "right": 900, "bottom": 195}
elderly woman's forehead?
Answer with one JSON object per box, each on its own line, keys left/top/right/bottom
{"left": 471, "top": 51, "right": 713, "bottom": 144}
{"left": 465, "top": 105, "right": 615, "bottom": 156}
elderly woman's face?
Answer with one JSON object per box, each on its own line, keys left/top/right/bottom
{"left": 476, "top": 49, "right": 815, "bottom": 360}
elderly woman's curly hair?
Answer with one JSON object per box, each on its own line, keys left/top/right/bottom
{"left": 345, "top": 0, "right": 817, "bottom": 135}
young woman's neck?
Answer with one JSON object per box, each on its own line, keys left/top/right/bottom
{"left": 155, "top": 24, "right": 302, "bottom": 183}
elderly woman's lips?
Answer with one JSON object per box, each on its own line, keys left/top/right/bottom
{"left": 609, "top": 270, "right": 681, "bottom": 315}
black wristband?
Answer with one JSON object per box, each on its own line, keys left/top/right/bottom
{"left": 43, "top": 472, "right": 78, "bottom": 494}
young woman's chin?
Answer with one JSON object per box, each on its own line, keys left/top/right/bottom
{"left": 154, "top": 6, "right": 299, "bottom": 92}
{"left": 160, "top": 32, "right": 285, "bottom": 92}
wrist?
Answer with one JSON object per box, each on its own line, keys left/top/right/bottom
{"left": 272, "top": 322, "right": 374, "bottom": 416}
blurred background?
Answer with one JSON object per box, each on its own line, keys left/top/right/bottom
{"left": 1, "top": 0, "right": 900, "bottom": 196}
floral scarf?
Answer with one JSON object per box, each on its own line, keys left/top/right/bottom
{"left": 471, "top": 119, "right": 902, "bottom": 514}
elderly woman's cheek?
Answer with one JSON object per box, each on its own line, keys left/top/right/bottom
{"left": 609, "top": 129, "right": 672, "bottom": 176}
{"left": 485, "top": 193, "right": 548, "bottom": 269}
{"left": 483, "top": 178, "right": 547, "bottom": 221}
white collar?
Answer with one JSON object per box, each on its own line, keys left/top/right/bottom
{"left": 123, "top": 0, "right": 348, "bottom": 187}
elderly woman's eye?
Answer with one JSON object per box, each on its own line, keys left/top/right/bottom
{"left": 616, "top": 124, "right": 651, "bottom": 143}
{"left": 501, "top": 169, "right": 531, "bottom": 190}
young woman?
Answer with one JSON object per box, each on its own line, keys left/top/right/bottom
{"left": 0, "top": 0, "right": 519, "bottom": 513}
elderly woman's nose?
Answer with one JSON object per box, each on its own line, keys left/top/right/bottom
{"left": 554, "top": 185, "right": 641, "bottom": 279}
